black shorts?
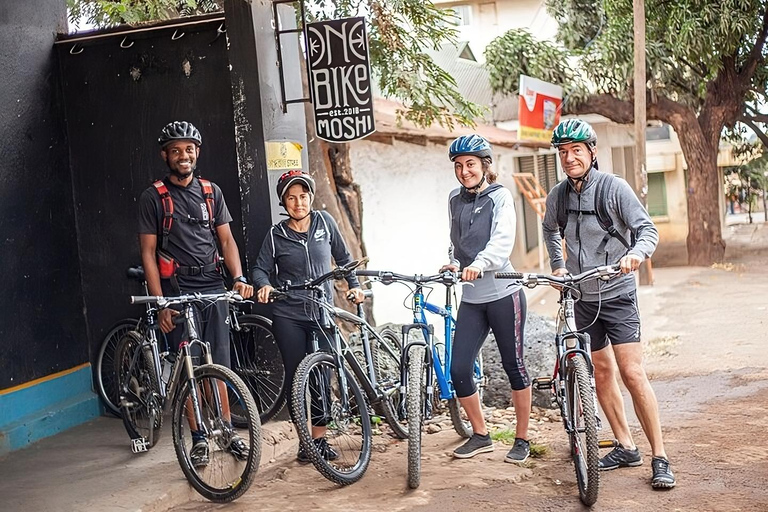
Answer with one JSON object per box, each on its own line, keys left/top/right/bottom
{"left": 574, "top": 291, "right": 641, "bottom": 352}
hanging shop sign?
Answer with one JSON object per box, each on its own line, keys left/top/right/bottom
{"left": 306, "top": 16, "right": 376, "bottom": 143}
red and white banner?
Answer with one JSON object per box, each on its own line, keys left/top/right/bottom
{"left": 518, "top": 75, "right": 563, "bottom": 144}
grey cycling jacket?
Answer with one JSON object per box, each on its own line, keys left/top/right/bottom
{"left": 542, "top": 170, "right": 659, "bottom": 301}
{"left": 448, "top": 184, "right": 521, "bottom": 304}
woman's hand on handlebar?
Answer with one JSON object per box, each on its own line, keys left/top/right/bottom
{"left": 440, "top": 263, "right": 459, "bottom": 273}
{"left": 257, "top": 285, "right": 274, "bottom": 304}
{"left": 158, "top": 308, "right": 180, "bottom": 333}
{"left": 461, "top": 265, "right": 482, "bottom": 281}
{"left": 620, "top": 254, "right": 643, "bottom": 274}
{"left": 346, "top": 287, "right": 365, "bottom": 304}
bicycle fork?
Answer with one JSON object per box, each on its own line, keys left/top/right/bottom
{"left": 399, "top": 323, "right": 434, "bottom": 421}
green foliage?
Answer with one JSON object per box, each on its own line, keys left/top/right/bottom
{"left": 67, "top": 0, "right": 221, "bottom": 28}
{"left": 485, "top": 0, "right": 768, "bottom": 121}
{"left": 67, "top": 0, "right": 484, "bottom": 129}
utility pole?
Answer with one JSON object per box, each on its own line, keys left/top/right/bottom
{"left": 634, "top": 0, "right": 653, "bottom": 285}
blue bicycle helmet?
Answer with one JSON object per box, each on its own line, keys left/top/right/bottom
{"left": 449, "top": 134, "right": 493, "bottom": 163}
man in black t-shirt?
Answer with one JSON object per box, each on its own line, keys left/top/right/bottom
{"left": 137, "top": 121, "right": 253, "bottom": 467}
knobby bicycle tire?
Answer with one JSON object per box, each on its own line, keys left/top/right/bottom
{"left": 407, "top": 346, "right": 426, "bottom": 489}
{"left": 171, "top": 364, "right": 261, "bottom": 503}
{"left": 230, "top": 314, "right": 286, "bottom": 424}
{"left": 566, "top": 354, "right": 600, "bottom": 506}
{"left": 371, "top": 327, "right": 408, "bottom": 439}
{"left": 290, "top": 352, "right": 372, "bottom": 486}
{"left": 115, "top": 330, "right": 162, "bottom": 446}
{"left": 96, "top": 318, "right": 140, "bottom": 416}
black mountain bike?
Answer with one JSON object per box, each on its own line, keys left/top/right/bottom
{"left": 115, "top": 290, "right": 261, "bottom": 503}
{"left": 496, "top": 264, "right": 622, "bottom": 506}
{"left": 98, "top": 267, "right": 284, "bottom": 425}
{"left": 270, "top": 259, "right": 405, "bottom": 486}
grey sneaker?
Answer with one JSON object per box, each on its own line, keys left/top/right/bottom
{"left": 599, "top": 444, "right": 643, "bottom": 471}
{"left": 190, "top": 440, "right": 209, "bottom": 468}
{"left": 651, "top": 457, "right": 676, "bottom": 489}
{"left": 453, "top": 433, "right": 494, "bottom": 459}
{"left": 504, "top": 438, "right": 530, "bottom": 464}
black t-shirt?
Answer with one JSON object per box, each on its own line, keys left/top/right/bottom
{"left": 138, "top": 176, "right": 232, "bottom": 292}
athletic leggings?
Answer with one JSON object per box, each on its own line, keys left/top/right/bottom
{"left": 272, "top": 315, "right": 333, "bottom": 427}
{"left": 451, "top": 289, "right": 529, "bottom": 397}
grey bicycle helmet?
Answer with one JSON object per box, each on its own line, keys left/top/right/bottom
{"left": 158, "top": 121, "right": 202, "bottom": 147}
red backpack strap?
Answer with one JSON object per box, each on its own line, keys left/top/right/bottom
{"left": 198, "top": 178, "right": 216, "bottom": 227}
{"left": 153, "top": 180, "right": 173, "bottom": 251}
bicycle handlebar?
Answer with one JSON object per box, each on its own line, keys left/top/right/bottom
{"left": 130, "top": 290, "right": 246, "bottom": 307}
{"left": 495, "top": 264, "right": 622, "bottom": 288}
{"left": 274, "top": 258, "right": 368, "bottom": 293}
{"left": 355, "top": 269, "right": 462, "bottom": 286}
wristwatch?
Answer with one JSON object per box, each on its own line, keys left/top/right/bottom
{"left": 233, "top": 275, "right": 248, "bottom": 285}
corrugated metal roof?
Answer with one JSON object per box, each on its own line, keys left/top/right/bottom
{"left": 426, "top": 41, "right": 519, "bottom": 123}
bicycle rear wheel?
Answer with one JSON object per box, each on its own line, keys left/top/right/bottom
{"left": 171, "top": 364, "right": 261, "bottom": 503}
{"left": 115, "top": 330, "right": 162, "bottom": 447}
{"left": 291, "top": 352, "right": 372, "bottom": 486}
{"left": 230, "top": 314, "right": 286, "bottom": 424}
{"left": 407, "top": 346, "right": 426, "bottom": 489}
{"left": 371, "top": 327, "right": 408, "bottom": 439}
{"left": 97, "top": 318, "right": 140, "bottom": 416}
{"left": 566, "top": 354, "right": 600, "bottom": 506}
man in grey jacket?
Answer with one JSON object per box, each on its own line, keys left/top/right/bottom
{"left": 542, "top": 119, "right": 675, "bottom": 489}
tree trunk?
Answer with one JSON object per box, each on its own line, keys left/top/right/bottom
{"left": 677, "top": 131, "right": 726, "bottom": 265}
{"left": 303, "top": 98, "right": 372, "bottom": 324}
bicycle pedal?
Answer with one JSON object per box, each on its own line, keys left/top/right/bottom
{"left": 598, "top": 439, "right": 618, "bottom": 449}
{"left": 131, "top": 437, "right": 150, "bottom": 453}
{"left": 532, "top": 377, "right": 553, "bottom": 390}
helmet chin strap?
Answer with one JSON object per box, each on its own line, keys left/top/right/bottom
{"left": 465, "top": 174, "right": 486, "bottom": 194}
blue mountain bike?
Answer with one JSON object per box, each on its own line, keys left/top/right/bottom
{"left": 356, "top": 270, "right": 485, "bottom": 488}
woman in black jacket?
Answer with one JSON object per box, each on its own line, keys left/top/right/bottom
{"left": 251, "top": 170, "right": 364, "bottom": 462}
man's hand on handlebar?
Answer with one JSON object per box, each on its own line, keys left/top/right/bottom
{"left": 159, "top": 308, "right": 180, "bottom": 333}
{"left": 233, "top": 281, "right": 254, "bottom": 299}
{"left": 346, "top": 287, "right": 365, "bottom": 304}
{"left": 257, "top": 285, "right": 275, "bottom": 304}
{"left": 619, "top": 254, "right": 644, "bottom": 274}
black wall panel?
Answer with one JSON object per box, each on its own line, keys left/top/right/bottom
{"left": 0, "top": 2, "right": 87, "bottom": 388}
{"left": 57, "top": 20, "right": 245, "bottom": 362}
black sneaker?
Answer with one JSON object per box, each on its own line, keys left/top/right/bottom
{"left": 504, "top": 438, "right": 530, "bottom": 464}
{"left": 651, "top": 456, "right": 676, "bottom": 489}
{"left": 599, "top": 444, "right": 643, "bottom": 471}
{"left": 297, "top": 438, "right": 339, "bottom": 463}
{"left": 190, "top": 440, "right": 209, "bottom": 468}
{"left": 228, "top": 434, "right": 249, "bottom": 461}
{"left": 453, "top": 433, "right": 494, "bottom": 459}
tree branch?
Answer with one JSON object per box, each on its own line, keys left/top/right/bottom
{"left": 742, "top": 117, "right": 768, "bottom": 148}
{"left": 568, "top": 93, "right": 693, "bottom": 134}
{"left": 745, "top": 104, "right": 768, "bottom": 124}
{"left": 743, "top": 7, "right": 768, "bottom": 77}
{"left": 677, "top": 56, "right": 708, "bottom": 80}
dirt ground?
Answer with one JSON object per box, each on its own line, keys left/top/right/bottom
{"left": 177, "top": 222, "right": 768, "bottom": 512}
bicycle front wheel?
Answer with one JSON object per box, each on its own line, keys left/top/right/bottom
{"left": 566, "top": 354, "right": 600, "bottom": 506}
{"left": 230, "top": 314, "right": 286, "bottom": 424}
{"left": 291, "top": 352, "right": 372, "bottom": 486}
{"left": 407, "top": 346, "right": 426, "bottom": 489}
{"left": 171, "top": 364, "right": 261, "bottom": 503}
{"left": 372, "top": 327, "right": 408, "bottom": 439}
{"left": 97, "top": 318, "right": 140, "bottom": 416}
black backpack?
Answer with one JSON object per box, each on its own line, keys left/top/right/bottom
{"left": 556, "top": 173, "right": 633, "bottom": 252}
